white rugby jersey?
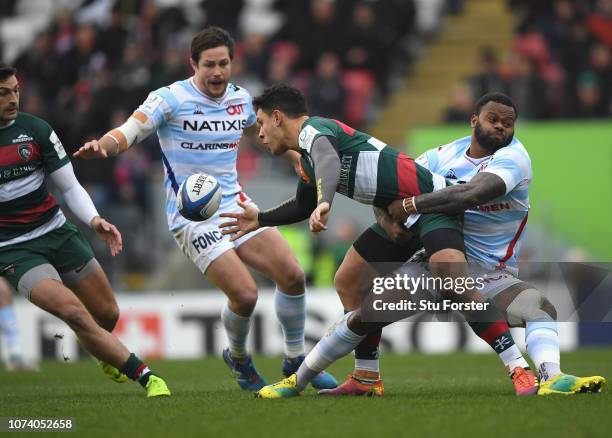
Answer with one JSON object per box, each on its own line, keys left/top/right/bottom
{"left": 416, "top": 136, "right": 531, "bottom": 272}
{"left": 137, "top": 78, "right": 256, "bottom": 231}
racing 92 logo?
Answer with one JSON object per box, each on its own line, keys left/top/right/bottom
{"left": 226, "top": 104, "right": 244, "bottom": 116}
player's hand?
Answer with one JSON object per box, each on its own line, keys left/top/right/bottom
{"left": 74, "top": 139, "right": 108, "bottom": 159}
{"left": 309, "top": 202, "right": 330, "bottom": 233}
{"left": 375, "top": 207, "right": 414, "bottom": 244}
{"left": 90, "top": 216, "right": 123, "bottom": 256}
{"left": 387, "top": 198, "right": 410, "bottom": 222}
{"left": 219, "top": 200, "right": 260, "bottom": 242}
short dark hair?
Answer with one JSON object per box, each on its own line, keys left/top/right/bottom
{"left": 474, "top": 92, "right": 518, "bottom": 118}
{"left": 190, "top": 26, "right": 234, "bottom": 63}
{"left": 0, "top": 64, "right": 17, "bottom": 82}
{"left": 253, "top": 83, "right": 308, "bottom": 118}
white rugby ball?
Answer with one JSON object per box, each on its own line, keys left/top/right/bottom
{"left": 177, "top": 173, "right": 222, "bottom": 221}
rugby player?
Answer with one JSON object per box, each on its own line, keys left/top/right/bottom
{"left": 74, "top": 27, "right": 336, "bottom": 391}
{"left": 381, "top": 93, "right": 605, "bottom": 396}
{"left": 261, "top": 92, "right": 605, "bottom": 398}
{"left": 217, "top": 83, "right": 528, "bottom": 398}
{"left": 0, "top": 65, "right": 169, "bottom": 397}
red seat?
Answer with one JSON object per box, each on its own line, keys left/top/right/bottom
{"left": 342, "top": 69, "right": 375, "bottom": 127}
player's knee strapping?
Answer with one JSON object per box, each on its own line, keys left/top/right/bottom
{"left": 505, "top": 288, "right": 556, "bottom": 326}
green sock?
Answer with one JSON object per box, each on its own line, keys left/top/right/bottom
{"left": 119, "top": 353, "right": 154, "bottom": 387}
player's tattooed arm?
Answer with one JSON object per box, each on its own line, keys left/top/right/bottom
{"left": 388, "top": 172, "right": 507, "bottom": 220}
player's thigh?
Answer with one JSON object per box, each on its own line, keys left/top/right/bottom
{"left": 172, "top": 218, "right": 257, "bottom": 298}
{"left": 236, "top": 227, "right": 305, "bottom": 292}
{"left": 0, "top": 241, "right": 55, "bottom": 301}
{"left": 65, "top": 261, "right": 119, "bottom": 329}
{"left": 420, "top": 223, "right": 467, "bottom": 297}
{"left": 46, "top": 225, "right": 118, "bottom": 320}
{"left": 0, "top": 277, "right": 15, "bottom": 306}
{"left": 334, "top": 246, "right": 378, "bottom": 310}
{"left": 206, "top": 249, "right": 258, "bottom": 306}
{"left": 30, "top": 277, "right": 95, "bottom": 329}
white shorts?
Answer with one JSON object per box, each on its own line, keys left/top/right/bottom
{"left": 172, "top": 192, "right": 269, "bottom": 274}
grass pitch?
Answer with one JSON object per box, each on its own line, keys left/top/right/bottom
{"left": 1, "top": 349, "right": 611, "bottom": 438}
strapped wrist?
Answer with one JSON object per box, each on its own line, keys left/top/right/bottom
{"left": 105, "top": 134, "right": 120, "bottom": 156}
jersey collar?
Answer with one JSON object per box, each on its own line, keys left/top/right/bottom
{"left": 0, "top": 119, "right": 15, "bottom": 130}
{"left": 464, "top": 147, "right": 491, "bottom": 166}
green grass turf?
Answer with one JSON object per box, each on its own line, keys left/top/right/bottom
{"left": 1, "top": 349, "right": 611, "bottom": 438}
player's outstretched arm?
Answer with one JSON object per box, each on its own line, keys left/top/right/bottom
{"left": 49, "top": 163, "right": 123, "bottom": 255}
{"left": 74, "top": 111, "right": 155, "bottom": 160}
{"left": 388, "top": 172, "right": 507, "bottom": 220}
{"left": 90, "top": 216, "right": 123, "bottom": 256}
{"left": 218, "top": 200, "right": 261, "bottom": 242}
{"left": 219, "top": 180, "right": 317, "bottom": 241}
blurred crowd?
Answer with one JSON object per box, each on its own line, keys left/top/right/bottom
{"left": 0, "top": 0, "right": 441, "bottom": 288}
{"left": 0, "top": 0, "right": 431, "bottom": 203}
{"left": 445, "top": 0, "right": 612, "bottom": 121}
{"left": 1, "top": 0, "right": 604, "bottom": 288}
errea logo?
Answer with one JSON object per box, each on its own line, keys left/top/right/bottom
{"left": 12, "top": 133, "right": 33, "bottom": 143}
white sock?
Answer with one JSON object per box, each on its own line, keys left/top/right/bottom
{"left": 297, "top": 313, "right": 365, "bottom": 389}
{"left": 221, "top": 303, "right": 251, "bottom": 359}
{"left": 0, "top": 305, "right": 22, "bottom": 357}
{"left": 499, "top": 344, "right": 530, "bottom": 374}
{"left": 274, "top": 288, "right": 305, "bottom": 358}
{"left": 526, "top": 321, "right": 561, "bottom": 381}
{"left": 355, "top": 359, "right": 380, "bottom": 373}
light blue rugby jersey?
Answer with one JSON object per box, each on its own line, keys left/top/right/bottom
{"left": 136, "top": 78, "right": 256, "bottom": 231}
{"left": 416, "top": 136, "right": 532, "bottom": 272}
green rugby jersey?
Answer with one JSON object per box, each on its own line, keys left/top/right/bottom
{"left": 0, "top": 112, "right": 69, "bottom": 246}
{"left": 297, "top": 117, "right": 442, "bottom": 207}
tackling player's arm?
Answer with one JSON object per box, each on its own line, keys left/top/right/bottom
{"left": 308, "top": 136, "right": 341, "bottom": 232}
{"left": 74, "top": 111, "right": 156, "bottom": 159}
{"left": 388, "top": 172, "right": 507, "bottom": 220}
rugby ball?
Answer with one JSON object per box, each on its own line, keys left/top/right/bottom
{"left": 177, "top": 173, "right": 222, "bottom": 221}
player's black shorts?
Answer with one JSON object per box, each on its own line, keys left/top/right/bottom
{"left": 353, "top": 224, "right": 420, "bottom": 275}
{"left": 353, "top": 223, "right": 464, "bottom": 275}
